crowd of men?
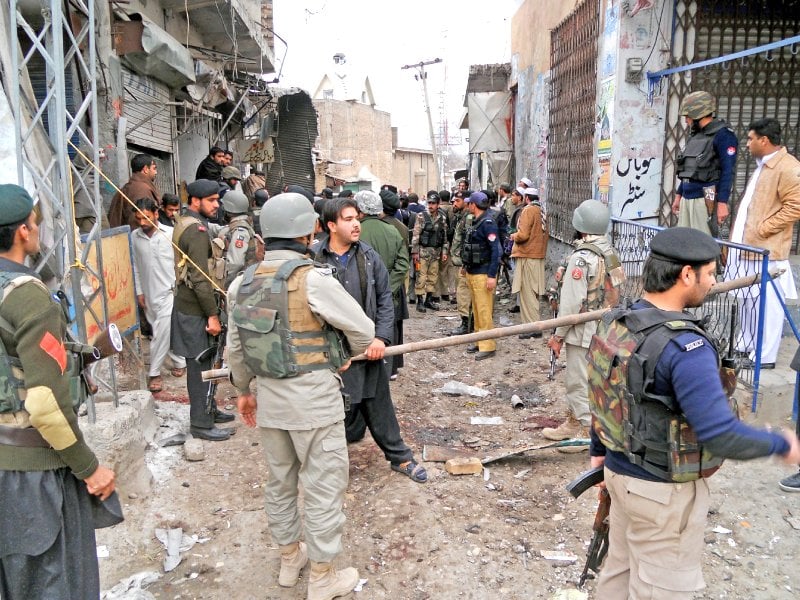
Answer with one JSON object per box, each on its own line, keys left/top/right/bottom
{"left": 3, "top": 88, "right": 800, "bottom": 599}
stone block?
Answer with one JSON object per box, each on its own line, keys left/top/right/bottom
{"left": 445, "top": 457, "right": 483, "bottom": 475}
{"left": 184, "top": 438, "right": 205, "bottom": 462}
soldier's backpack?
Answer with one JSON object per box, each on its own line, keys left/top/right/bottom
{"left": 575, "top": 242, "right": 626, "bottom": 311}
{"left": 588, "top": 305, "right": 733, "bottom": 482}
{"left": 231, "top": 259, "right": 349, "bottom": 379}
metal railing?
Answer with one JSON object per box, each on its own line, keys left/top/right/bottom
{"left": 611, "top": 218, "right": 799, "bottom": 411}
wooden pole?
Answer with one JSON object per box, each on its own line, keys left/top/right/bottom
{"left": 202, "top": 270, "right": 776, "bottom": 380}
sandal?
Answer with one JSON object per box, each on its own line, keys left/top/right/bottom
{"left": 391, "top": 460, "right": 428, "bottom": 484}
{"left": 148, "top": 376, "right": 163, "bottom": 393}
{"left": 170, "top": 367, "right": 186, "bottom": 377}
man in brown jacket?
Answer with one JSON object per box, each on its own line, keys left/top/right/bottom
{"left": 727, "top": 118, "right": 800, "bottom": 368}
{"left": 108, "top": 154, "right": 160, "bottom": 229}
{"left": 510, "top": 188, "right": 548, "bottom": 339}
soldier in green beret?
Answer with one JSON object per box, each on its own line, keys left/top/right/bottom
{"left": 0, "top": 183, "right": 116, "bottom": 599}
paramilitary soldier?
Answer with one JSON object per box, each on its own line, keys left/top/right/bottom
{"left": 0, "top": 184, "right": 116, "bottom": 599}
{"left": 544, "top": 199, "right": 624, "bottom": 444}
{"left": 461, "top": 191, "right": 502, "bottom": 360}
{"left": 171, "top": 179, "right": 235, "bottom": 441}
{"left": 671, "top": 90, "right": 738, "bottom": 235}
{"left": 411, "top": 190, "right": 448, "bottom": 312}
{"left": 228, "top": 192, "right": 375, "bottom": 600}
{"left": 448, "top": 190, "right": 473, "bottom": 335}
{"left": 217, "top": 190, "right": 264, "bottom": 288}
{"left": 587, "top": 227, "right": 800, "bottom": 598}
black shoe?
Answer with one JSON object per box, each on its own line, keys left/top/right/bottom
{"left": 450, "top": 318, "right": 469, "bottom": 336}
{"left": 466, "top": 344, "right": 479, "bottom": 353}
{"left": 214, "top": 410, "right": 235, "bottom": 423}
{"left": 519, "top": 332, "right": 543, "bottom": 340}
{"left": 424, "top": 294, "right": 440, "bottom": 310}
{"left": 416, "top": 300, "right": 426, "bottom": 313}
{"left": 779, "top": 471, "right": 800, "bottom": 492}
{"left": 441, "top": 295, "right": 450, "bottom": 302}
{"left": 475, "top": 350, "right": 496, "bottom": 361}
{"left": 190, "top": 426, "right": 232, "bottom": 441}
{"left": 449, "top": 296, "right": 458, "bottom": 304}
{"left": 508, "top": 305, "right": 520, "bottom": 313}
{"left": 409, "top": 295, "right": 416, "bottom": 304}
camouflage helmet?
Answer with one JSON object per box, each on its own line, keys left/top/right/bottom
{"left": 680, "top": 91, "right": 716, "bottom": 120}
{"left": 572, "top": 199, "right": 610, "bottom": 235}
{"left": 260, "top": 192, "right": 317, "bottom": 239}
{"left": 223, "top": 190, "right": 249, "bottom": 214}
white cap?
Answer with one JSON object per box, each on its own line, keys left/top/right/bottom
{"left": 524, "top": 187, "right": 540, "bottom": 197}
{"left": 519, "top": 177, "right": 533, "bottom": 187}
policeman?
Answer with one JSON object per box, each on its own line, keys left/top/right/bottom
{"left": 544, "top": 199, "right": 623, "bottom": 444}
{"left": 411, "top": 191, "right": 448, "bottom": 312}
{"left": 448, "top": 190, "right": 473, "bottom": 335}
{"left": 461, "top": 191, "right": 502, "bottom": 360}
{"left": 228, "top": 193, "right": 374, "bottom": 599}
{"left": 588, "top": 227, "right": 800, "bottom": 598}
{"left": 217, "top": 190, "right": 263, "bottom": 288}
{"left": 671, "top": 91, "right": 738, "bottom": 235}
{"left": 0, "top": 184, "right": 116, "bottom": 599}
{"left": 251, "top": 188, "right": 269, "bottom": 237}
{"left": 171, "top": 179, "right": 234, "bottom": 441}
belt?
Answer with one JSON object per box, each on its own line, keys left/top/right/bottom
{"left": 0, "top": 424, "right": 51, "bottom": 448}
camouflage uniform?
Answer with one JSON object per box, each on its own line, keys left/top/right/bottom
{"left": 227, "top": 249, "right": 374, "bottom": 563}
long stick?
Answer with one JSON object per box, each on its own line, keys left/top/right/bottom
{"left": 202, "top": 270, "right": 777, "bottom": 381}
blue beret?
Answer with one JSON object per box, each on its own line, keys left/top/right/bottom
{"left": 0, "top": 184, "right": 34, "bottom": 226}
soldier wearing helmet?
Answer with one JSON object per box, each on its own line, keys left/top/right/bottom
{"left": 672, "top": 91, "right": 739, "bottom": 236}
{"left": 226, "top": 192, "right": 375, "bottom": 598}
{"left": 217, "top": 190, "right": 264, "bottom": 287}
{"left": 543, "top": 199, "right": 625, "bottom": 445}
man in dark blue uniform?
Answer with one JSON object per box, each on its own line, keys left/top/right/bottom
{"left": 460, "top": 191, "right": 502, "bottom": 360}
{"left": 671, "top": 91, "right": 738, "bottom": 235}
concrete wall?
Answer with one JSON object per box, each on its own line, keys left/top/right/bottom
{"left": 510, "top": 0, "right": 575, "bottom": 195}
{"left": 391, "top": 149, "right": 437, "bottom": 195}
{"left": 595, "top": 0, "right": 673, "bottom": 224}
{"left": 313, "top": 99, "right": 393, "bottom": 192}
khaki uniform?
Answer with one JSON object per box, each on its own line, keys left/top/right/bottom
{"left": 411, "top": 211, "right": 448, "bottom": 296}
{"left": 450, "top": 211, "right": 473, "bottom": 318}
{"left": 227, "top": 249, "right": 374, "bottom": 561}
{"left": 554, "top": 235, "right": 616, "bottom": 426}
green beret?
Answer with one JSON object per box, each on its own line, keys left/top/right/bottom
{"left": 649, "top": 227, "right": 720, "bottom": 264}
{"left": 0, "top": 184, "right": 34, "bottom": 226}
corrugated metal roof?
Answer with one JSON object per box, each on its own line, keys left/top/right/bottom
{"left": 265, "top": 90, "right": 317, "bottom": 195}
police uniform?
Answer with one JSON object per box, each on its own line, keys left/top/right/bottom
{"left": 676, "top": 118, "right": 738, "bottom": 234}
{"left": 411, "top": 207, "right": 448, "bottom": 302}
{"left": 219, "top": 214, "right": 261, "bottom": 287}
{"left": 461, "top": 196, "right": 502, "bottom": 354}
{"left": 0, "top": 186, "right": 111, "bottom": 599}
{"left": 589, "top": 227, "right": 796, "bottom": 598}
{"left": 227, "top": 248, "right": 374, "bottom": 566}
{"left": 171, "top": 195, "right": 227, "bottom": 434}
{"left": 552, "top": 237, "right": 614, "bottom": 427}
{"left": 450, "top": 207, "right": 473, "bottom": 325}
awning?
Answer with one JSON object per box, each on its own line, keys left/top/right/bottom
{"left": 114, "top": 14, "right": 195, "bottom": 88}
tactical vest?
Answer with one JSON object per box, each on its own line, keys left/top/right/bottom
{"left": 173, "top": 214, "right": 225, "bottom": 291}
{"left": 231, "top": 259, "right": 349, "bottom": 379}
{"left": 450, "top": 212, "right": 472, "bottom": 267}
{"left": 588, "top": 305, "right": 734, "bottom": 482}
{"left": 0, "top": 273, "right": 86, "bottom": 418}
{"left": 575, "top": 242, "right": 625, "bottom": 311}
{"left": 419, "top": 211, "right": 446, "bottom": 248}
{"left": 461, "top": 213, "right": 492, "bottom": 267}
{"left": 676, "top": 119, "right": 731, "bottom": 183}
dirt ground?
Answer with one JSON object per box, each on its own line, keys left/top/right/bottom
{"left": 99, "top": 295, "right": 800, "bottom": 600}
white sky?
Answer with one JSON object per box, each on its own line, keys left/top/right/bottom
{"left": 271, "top": 0, "right": 523, "bottom": 150}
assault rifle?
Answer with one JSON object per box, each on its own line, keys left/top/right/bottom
{"left": 547, "top": 287, "right": 559, "bottom": 380}
{"left": 566, "top": 466, "right": 610, "bottom": 587}
{"left": 196, "top": 296, "right": 227, "bottom": 416}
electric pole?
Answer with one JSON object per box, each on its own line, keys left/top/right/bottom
{"left": 401, "top": 58, "right": 442, "bottom": 190}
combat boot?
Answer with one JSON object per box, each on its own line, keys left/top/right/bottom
{"left": 541, "top": 414, "right": 586, "bottom": 441}
{"left": 279, "top": 541, "right": 308, "bottom": 587}
{"left": 416, "top": 295, "right": 426, "bottom": 312}
{"left": 307, "top": 561, "right": 359, "bottom": 600}
{"left": 424, "top": 293, "right": 440, "bottom": 310}
{"left": 450, "top": 316, "right": 469, "bottom": 336}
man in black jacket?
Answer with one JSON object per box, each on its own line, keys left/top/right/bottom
{"left": 315, "top": 198, "right": 427, "bottom": 483}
